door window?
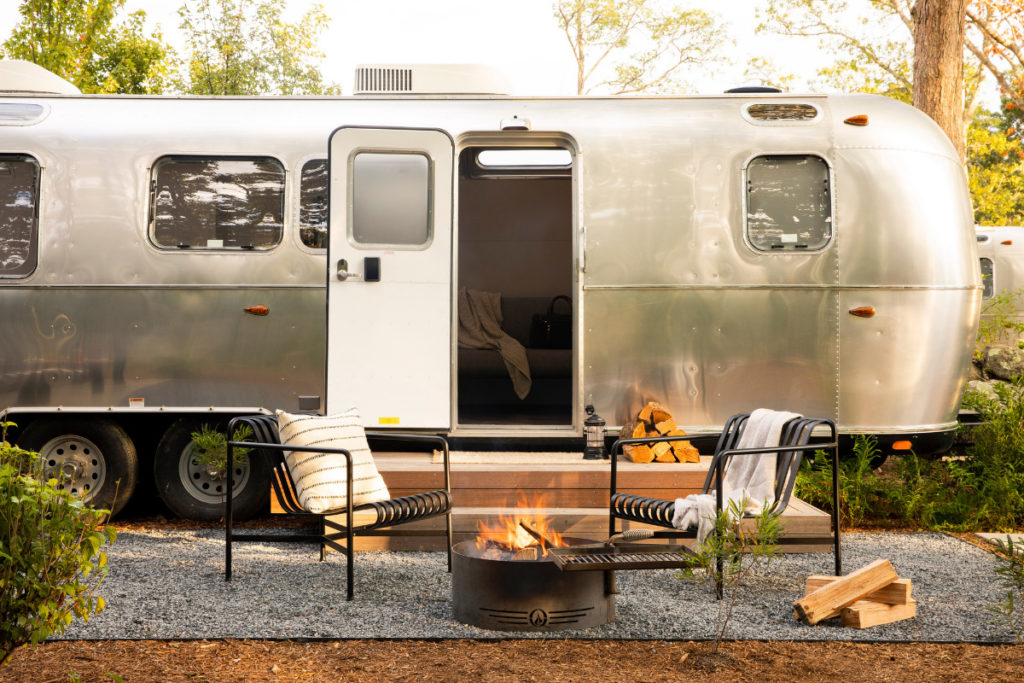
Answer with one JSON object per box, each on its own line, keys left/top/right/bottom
{"left": 351, "top": 152, "right": 431, "bottom": 247}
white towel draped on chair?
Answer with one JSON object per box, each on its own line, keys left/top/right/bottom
{"left": 671, "top": 408, "right": 801, "bottom": 542}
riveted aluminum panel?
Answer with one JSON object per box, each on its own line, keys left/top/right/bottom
{"left": 582, "top": 288, "right": 839, "bottom": 431}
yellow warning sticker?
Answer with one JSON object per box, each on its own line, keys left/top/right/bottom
{"left": 378, "top": 417, "right": 400, "bottom": 425}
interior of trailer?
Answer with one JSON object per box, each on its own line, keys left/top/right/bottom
{"left": 456, "top": 147, "right": 574, "bottom": 427}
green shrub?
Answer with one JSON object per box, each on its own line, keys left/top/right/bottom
{"left": 0, "top": 419, "right": 116, "bottom": 667}
{"left": 679, "top": 499, "right": 780, "bottom": 654}
{"left": 796, "top": 435, "right": 900, "bottom": 529}
{"left": 976, "top": 288, "right": 1024, "bottom": 359}
{"left": 988, "top": 536, "right": 1024, "bottom": 643}
{"left": 189, "top": 423, "right": 253, "bottom": 477}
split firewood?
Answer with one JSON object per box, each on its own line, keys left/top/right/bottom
{"left": 792, "top": 559, "right": 899, "bottom": 625}
{"left": 621, "top": 402, "right": 701, "bottom": 463}
{"left": 840, "top": 599, "right": 916, "bottom": 628}
{"left": 805, "top": 576, "right": 912, "bottom": 619}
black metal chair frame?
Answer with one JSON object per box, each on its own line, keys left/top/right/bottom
{"left": 609, "top": 413, "right": 842, "bottom": 593}
{"left": 224, "top": 414, "right": 453, "bottom": 601}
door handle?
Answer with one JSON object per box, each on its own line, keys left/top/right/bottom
{"left": 337, "top": 259, "right": 358, "bottom": 281}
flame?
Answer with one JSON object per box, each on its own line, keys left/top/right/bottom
{"left": 474, "top": 493, "right": 566, "bottom": 556}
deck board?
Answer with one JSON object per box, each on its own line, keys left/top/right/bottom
{"left": 308, "top": 452, "right": 834, "bottom": 553}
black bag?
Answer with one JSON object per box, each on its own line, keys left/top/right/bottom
{"left": 529, "top": 295, "right": 572, "bottom": 349}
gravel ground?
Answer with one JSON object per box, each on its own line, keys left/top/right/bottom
{"left": 59, "top": 530, "right": 1015, "bottom": 643}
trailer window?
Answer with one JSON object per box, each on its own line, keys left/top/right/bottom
{"left": 980, "top": 258, "right": 994, "bottom": 298}
{"left": 0, "top": 154, "right": 40, "bottom": 278}
{"left": 351, "top": 152, "right": 430, "bottom": 246}
{"left": 746, "top": 155, "right": 831, "bottom": 252}
{"left": 299, "top": 159, "right": 328, "bottom": 249}
{"left": 149, "top": 156, "right": 284, "bottom": 250}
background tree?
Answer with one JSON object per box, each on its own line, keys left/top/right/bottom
{"left": 1, "top": 0, "right": 171, "bottom": 94}
{"left": 969, "top": 103, "right": 1024, "bottom": 225}
{"left": 912, "top": 0, "right": 968, "bottom": 160}
{"left": 177, "top": 0, "right": 340, "bottom": 95}
{"left": 553, "top": 0, "right": 728, "bottom": 95}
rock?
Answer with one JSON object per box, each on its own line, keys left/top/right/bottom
{"left": 983, "top": 345, "right": 1024, "bottom": 381}
{"left": 966, "top": 379, "right": 1000, "bottom": 403}
{"left": 968, "top": 361, "right": 986, "bottom": 381}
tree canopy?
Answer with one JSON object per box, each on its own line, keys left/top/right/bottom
{"left": 553, "top": 0, "right": 729, "bottom": 95}
{"left": 1, "top": 0, "right": 172, "bottom": 94}
{"left": 177, "top": 0, "right": 340, "bottom": 95}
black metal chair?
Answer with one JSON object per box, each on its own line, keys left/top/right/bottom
{"left": 223, "top": 414, "right": 453, "bottom": 600}
{"left": 609, "top": 413, "right": 842, "bottom": 582}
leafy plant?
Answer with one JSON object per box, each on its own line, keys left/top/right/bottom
{"left": 988, "top": 536, "right": 1024, "bottom": 643}
{"left": 0, "top": 419, "right": 115, "bottom": 667}
{"left": 189, "top": 423, "right": 253, "bottom": 477}
{"left": 679, "top": 498, "right": 780, "bottom": 654}
{"left": 796, "top": 435, "right": 899, "bottom": 529}
{"left": 975, "top": 288, "right": 1024, "bottom": 359}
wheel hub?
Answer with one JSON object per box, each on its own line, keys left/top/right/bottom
{"left": 178, "top": 444, "right": 251, "bottom": 505}
{"left": 40, "top": 435, "right": 107, "bottom": 503}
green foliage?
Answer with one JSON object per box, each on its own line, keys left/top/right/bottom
{"left": 553, "top": 0, "right": 730, "bottom": 95}
{"left": 679, "top": 498, "right": 780, "bottom": 653}
{"left": 796, "top": 435, "right": 899, "bottom": 529}
{"left": 177, "top": 0, "right": 340, "bottom": 95}
{"left": 0, "top": 419, "right": 115, "bottom": 667}
{"left": 189, "top": 423, "right": 252, "bottom": 476}
{"left": 968, "top": 106, "right": 1024, "bottom": 226}
{"left": 1, "top": 0, "right": 172, "bottom": 94}
{"left": 988, "top": 536, "right": 1024, "bottom": 643}
{"left": 975, "top": 287, "right": 1024, "bottom": 358}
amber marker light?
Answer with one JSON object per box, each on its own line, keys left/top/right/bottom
{"left": 849, "top": 306, "right": 876, "bottom": 318}
{"left": 243, "top": 305, "right": 269, "bottom": 316}
{"left": 1002, "top": 240, "right": 1013, "bottom": 245}
{"left": 844, "top": 114, "right": 869, "bottom": 126}
{"left": 892, "top": 440, "right": 913, "bottom": 451}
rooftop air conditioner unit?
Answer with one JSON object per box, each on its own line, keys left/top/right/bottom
{"left": 354, "top": 64, "right": 510, "bottom": 95}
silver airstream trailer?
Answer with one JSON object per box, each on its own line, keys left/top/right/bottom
{"left": 0, "top": 61, "right": 980, "bottom": 519}
{"left": 976, "top": 225, "right": 1024, "bottom": 301}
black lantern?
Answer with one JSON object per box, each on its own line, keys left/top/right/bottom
{"left": 583, "top": 405, "right": 607, "bottom": 460}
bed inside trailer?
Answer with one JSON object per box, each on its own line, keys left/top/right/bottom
{"left": 456, "top": 148, "right": 574, "bottom": 426}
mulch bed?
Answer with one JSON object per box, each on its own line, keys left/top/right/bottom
{"left": 2, "top": 639, "right": 1022, "bottom": 682}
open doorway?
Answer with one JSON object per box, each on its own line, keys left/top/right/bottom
{"left": 456, "top": 145, "right": 575, "bottom": 427}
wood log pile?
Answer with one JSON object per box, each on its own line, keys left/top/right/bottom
{"left": 793, "top": 558, "right": 916, "bottom": 629}
{"left": 619, "top": 402, "right": 700, "bottom": 463}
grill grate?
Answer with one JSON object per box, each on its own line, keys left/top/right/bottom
{"left": 549, "top": 546, "right": 693, "bottom": 572}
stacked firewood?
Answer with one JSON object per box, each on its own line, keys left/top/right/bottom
{"left": 619, "top": 402, "right": 700, "bottom": 463}
{"left": 793, "top": 559, "right": 916, "bottom": 629}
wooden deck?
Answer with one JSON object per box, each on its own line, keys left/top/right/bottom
{"left": 318, "top": 452, "right": 833, "bottom": 553}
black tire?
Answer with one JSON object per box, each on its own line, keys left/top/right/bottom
{"left": 18, "top": 417, "right": 138, "bottom": 517}
{"left": 153, "top": 418, "right": 270, "bottom": 522}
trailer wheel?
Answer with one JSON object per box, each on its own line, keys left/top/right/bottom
{"left": 18, "top": 418, "right": 138, "bottom": 518}
{"left": 153, "top": 418, "right": 270, "bottom": 522}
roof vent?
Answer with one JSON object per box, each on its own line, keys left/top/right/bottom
{"left": 0, "top": 60, "right": 80, "bottom": 95}
{"left": 354, "top": 64, "right": 509, "bottom": 95}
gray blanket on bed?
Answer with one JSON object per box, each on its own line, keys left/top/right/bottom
{"left": 457, "top": 288, "right": 531, "bottom": 399}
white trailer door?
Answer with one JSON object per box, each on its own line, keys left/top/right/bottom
{"left": 326, "top": 127, "right": 453, "bottom": 428}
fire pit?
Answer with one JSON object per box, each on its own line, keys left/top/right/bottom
{"left": 451, "top": 505, "right": 615, "bottom": 632}
{"left": 451, "top": 536, "right": 615, "bottom": 632}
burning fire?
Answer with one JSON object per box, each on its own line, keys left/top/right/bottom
{"left": 474, "top": 494, "right": 566, "bottom": 557}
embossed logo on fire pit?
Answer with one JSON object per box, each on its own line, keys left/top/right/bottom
{"left": 529, "top": 609, "right": 548, "bottom": 627}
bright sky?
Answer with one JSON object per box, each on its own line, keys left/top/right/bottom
{"left": 0, "top": 0, "right": 999, "bottom": 102}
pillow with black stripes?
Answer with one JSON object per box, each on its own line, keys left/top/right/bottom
{"left": 275, "top": 408, "right": 390, "bottom": 513}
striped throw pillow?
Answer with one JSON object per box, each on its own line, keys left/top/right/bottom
{"left": 276, "top": 408, "right": 390, "bottom": 514}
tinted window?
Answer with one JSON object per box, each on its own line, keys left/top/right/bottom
{"left": 299, "top": 159, "right": 328, "bottom": 249}
{"left": 351, "top": 152, "right": 430, "bottom": 246}
{"left": 0, "top": 154, "right": 40, "bottom": 278}
{"left": 150, "top": 156, "right": 284, "bottom": 250}
{"left": 746, "top": 155, "right": 832, "bottom": 251}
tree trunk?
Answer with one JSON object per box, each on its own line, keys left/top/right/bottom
{"left": 912, "top": 0, "right": 968, "bottom": 161}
